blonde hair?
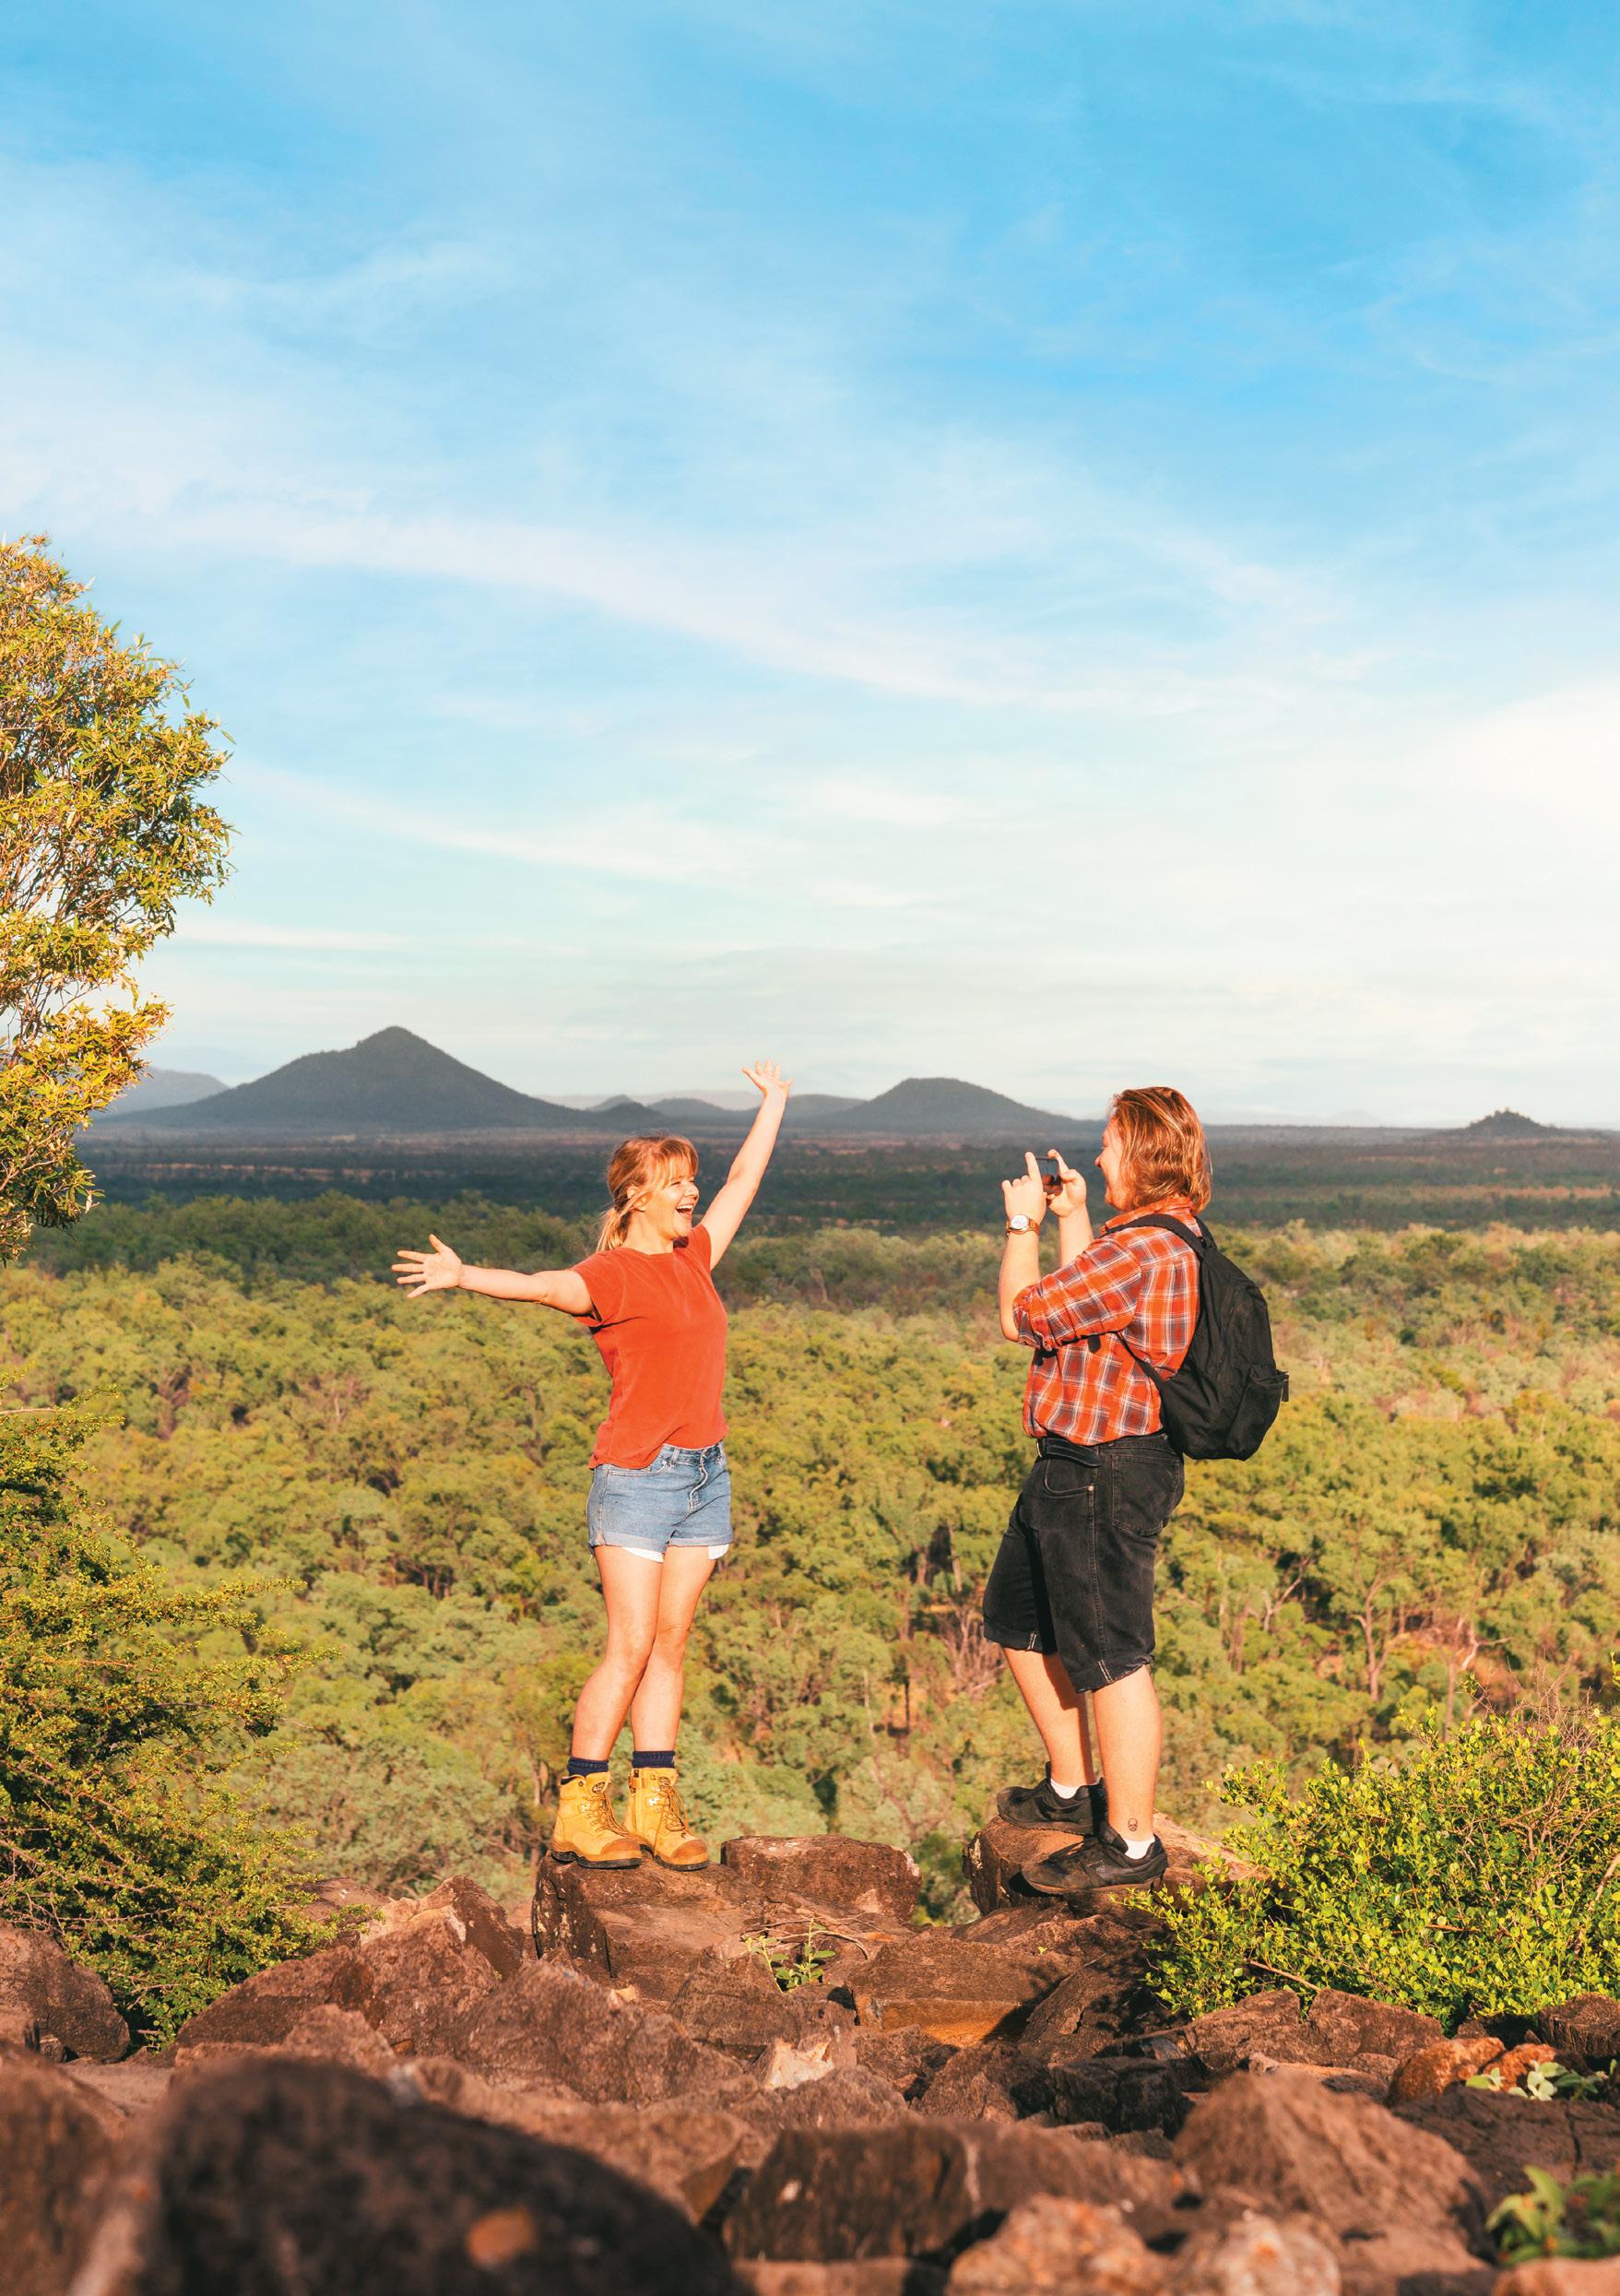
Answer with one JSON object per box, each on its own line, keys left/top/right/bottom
{"left": 1107, "top": 1086, "right": 1212, "bottom": 1213}
{"left": 595, "top": 1134, "right": 699, "bottom": 1252}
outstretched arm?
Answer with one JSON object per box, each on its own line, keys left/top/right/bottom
{"left": 700, "top": 1059, "right": 792, "bottom": 1266}
{"left": 393, "top": 1234, "right": 593, "bottom": 1316}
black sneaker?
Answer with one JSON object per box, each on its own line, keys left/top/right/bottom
{"left": 1021, "top": 1819, "right": 1167, "bottom": 1900}
{"left": 996, "top": 1771, "right": 1108, "bottom": 1835}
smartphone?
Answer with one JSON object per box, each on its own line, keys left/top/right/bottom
{"left": 1041, "top": 1173, "right": 1064, "bottom": 1201}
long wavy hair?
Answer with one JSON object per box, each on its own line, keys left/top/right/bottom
{"left": 1107, "top": 1086, "right": 1212, "bottom": 1212}
{"left": 594, "top": 1134, "right": 699, "bottom": 1252}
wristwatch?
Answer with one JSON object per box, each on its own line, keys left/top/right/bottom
{"left": 1006, "top": 1214, "right": 1033, "bottom": 1234}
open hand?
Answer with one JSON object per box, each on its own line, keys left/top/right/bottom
{"left": 1045, "top": 1150, "right": 1087, "bottom": 1218}
{"left": 741, "top": 1059, "right": 793, "bottom": 1099}
{"left": 1001, "top": 1152, "right": 1048, "bottom": 1228}
{"left": 392, "top": 1234, "right": 463, "bottom": 1296}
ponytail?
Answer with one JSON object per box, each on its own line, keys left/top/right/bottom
{"left": 596, "top": 1134, "right": 699, "bottom": 1252}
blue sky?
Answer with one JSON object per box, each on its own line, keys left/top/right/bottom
{"left": 7, "top": 1, "right": 1619, "bottom": 1119}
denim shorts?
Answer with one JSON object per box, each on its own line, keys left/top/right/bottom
{"left": 981, "top": 1432, "right": 1184, "bottom": 1693}
{"left": 586, "top": 1442, "right": 732, "bottom": 1562}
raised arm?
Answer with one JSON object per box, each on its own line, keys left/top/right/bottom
{"left": 393, "top": 1234, "right": 593, "bottom": 1316}
{"left": 700, "top": 1059, "right": 792, "bottom": 1266}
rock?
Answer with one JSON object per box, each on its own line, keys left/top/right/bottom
{"left": 849, "top": 2026, "right": 956, "bottom": 2101}
{"left": 1020, "top": 1960, "right": 1141, "bottom": 2057}
{"left": 62, "top": 2057, "right": 174, "bottom": 2119}
{"left": 742, "top": 2268, "right": 947, "bottom": 2295}
{"left": 0, "top": 1926, "right": 129, "bottom": 2063}
{"left": 1171, "top": 2205, "right": 1342, "bottom": 2294}
{"left": 669, "top": 1950, "right": 799, "bottom": 2058}
{"left": 394, "top": 2054, "right": 579, "bottom": 2118}
{"left": 1175, "top": 2069, "right": 1488, "bottom": 2290}
{"left": 0, "top": 2052, "right": 124, "bottom": 2296}
{"left": 1494, "top": 2042, "right": 1564, "bottom": 2090}
{"left": 173, "top": 1942, "right": 371, "bottom": 2051}
{"left": 725, "top": 2119, "right": 1184, "bottom": 2264}
{"left": 964, "top": 1817, "right": 1222, "bottom": 1916}
{"left": 77, "top": 2053, "right": 747, "bottom": 2294}
{"left": 747, "top": 2066, "right": 912, "bottom": 2132}
{"left": 351, "top": 1879, "right": 519, "bottom": 2056}
{"left": 1042, "top": 2053, "right": 1202, "bottom": 2137}
{"left": 1180, "top": 1992, "right": 1306, "bottom": 2076}
{"left": 1302, "top": 1991, "right": 1441, "bottom": 2065}
{"left": 761, "top": 2035, "right": 843, "bottom": 2089}
{"left": 449, "top": 1958, "right": 751, "bottom": 2107}
{"left": 1390, "top": 2087, "right": 1620, "bottom": 2213}
{"left": 1495, "top": 2266, "right": 1620, "bottom": 2294}
{"left": 917, "top": 2041, "right": 1022, "bottom": 2121}
{"left": 467, "top": 2095, "right": 765, "bottom": 2219}
{"left": 1539, "top": 1995, "right": 1620, "bottom": 2073}
{"left": 1387, "top": 2035, "right": 1507, "bottom": 2102}
{"left": 852, "top": 1935, "right": 1058, "bottom": 2046}
{"left": 1247, "top": 2054, "right": 1393, "bottom": 2102}
{"left": 279, "top": 2006, "right": 400, "bottom": 2073}
{"left": 532, "top": 1856, "right": 778, "bottom": 2002}
{"left": 722, "top": 1840, "right": 922, "bottom": 1926}
{"left": 944, "top": 2194, "right": 1168, "bottom": 2290}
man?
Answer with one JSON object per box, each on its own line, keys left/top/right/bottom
{"left": 983, "top": 1085, "right": 1210, "bottom": 1898}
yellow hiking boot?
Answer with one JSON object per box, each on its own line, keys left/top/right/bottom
{"left": 549, "top": 1772, "right": 644, "bottom": 1869}
{"left": 625, "top": 1767, "right": 710, "bottom": 1869}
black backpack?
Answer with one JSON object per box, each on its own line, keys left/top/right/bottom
{"left": 1112, "top": 1214, "right": 1288, "bottom": 1462}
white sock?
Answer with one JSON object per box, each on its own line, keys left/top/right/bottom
{"left": 1119, "top": 1833, "right": 1156, "bottom": 1860}
{"left": 1047, "top": 1776, "right": 1084, "bottom": 1800}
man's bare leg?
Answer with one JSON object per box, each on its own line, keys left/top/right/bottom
{"left": 1090, "top": 1665, "right": 1161, "bottom": 1840}
{"left": 1003, "top": 1647, "right": 1099, "bottom": 1787}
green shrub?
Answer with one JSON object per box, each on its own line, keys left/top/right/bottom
{"left": 1153, "top": 1709, "right": 1620, "bottom": 2030}
{"left": 0, "top": 1402, "right": 315, "bottom": 2042}
{"left": 1491, "top": 2169, "right": 1620, "bottom": 2263}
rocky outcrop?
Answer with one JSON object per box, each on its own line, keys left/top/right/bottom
{"left": 6, "top": 1835, "right": 1616, "bottom": 2296}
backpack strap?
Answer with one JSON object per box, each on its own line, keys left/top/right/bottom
{"left": 1107, "top": 1213, "right": 1208, "bottom": 1385}
{"left": 1113, "top": 1213, "right": 1211, "bottom": 1253}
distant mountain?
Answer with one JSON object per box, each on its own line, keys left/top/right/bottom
{"left": 107, "top": 1067, "right": 226, "bottom": 1115}
{"left": 592, "top": 1095, "right": 686, "bottom": 1131}
{"left": 834, "top": 1077, "right": 1089, "bottom": 1138}
{"left": 784, "top": 1093, "right": 867, "bottom": 1126}
{"left": 1458, "top": 1109, "right": 1557, "bottom": 1140}
{"left": 652, "top": 1097, "right": 753, "bottom": 1125}
{"left": 99, "top": 1028, "right": 586, "bottom": 1136}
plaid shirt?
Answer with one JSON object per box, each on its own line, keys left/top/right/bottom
{"left": 1013, "top": 1201, "right": 1202, "bottom": 1445}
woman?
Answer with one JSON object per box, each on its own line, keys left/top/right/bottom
{"left": 985, "top": 1086, "right": 1209, "bottom": 1900}
{"left": 393, "top": 1059, "right": 791, "bottom": 1870}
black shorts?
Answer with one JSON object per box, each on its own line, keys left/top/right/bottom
{"left": 981, "top": 1432, "right": 1184, "bottom": 1694}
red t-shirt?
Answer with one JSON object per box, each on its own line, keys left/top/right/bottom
{"left": 574, "top": 1225, "right": 729, "bottom": 1468}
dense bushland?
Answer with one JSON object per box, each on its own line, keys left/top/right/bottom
{"left": 5, "top": 1212, "right": 1616, "bottom": 1918}
{"left": 1155, "top": 1709, "right": 1620, "bottom": 2026}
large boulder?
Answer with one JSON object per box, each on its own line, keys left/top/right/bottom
{"left": 467, "top": 2096, "right": 765, "bottom": 2219}
{"left": 851, "top": 1935, "right": 1061, "bottom": 2047}
{"left": 351, "top": 1879, "right": 521, "bottom": 2055}
{"left": 75, "top": 2053, "right": 747, "bottom": 2295}
{"left": 668, "top": 1950, "right": 799, "bottom": 2059}
{"left": 1174, "top": 2068, "right": 1489, "bottom": 2293}
{"left": 720, "top": 1840, "right": 921, "bottom": 1927}
{"left": 849, "top": 2027, "right": 956, "bottom": 2101}
{"left": 532, "top": 1859, "right": 778, "bottom": 2001}
{"left": 1040, "top": 2053, "right": 1203, "bottom": 2137}
{"left": 1390, "top": 2087, "right": 1620, "bottom": 2213}
{"left": 448, "top": 1959, "right": 752, "bottom": 2108}
{"left": 0, "top": 2051, "right": 124, "bottom": 2296}
{"left": 0, "top": 1926, "right": 128, "bottom": 2063}
{"left": 744, "top": 2066, "right": 912, "bottom": 2135}
{"left": 725, "top": 2120, "right": 1184, "bottom": 2264}
{"left": 173, "top": 1943, "right": 372, "bottom": 2051}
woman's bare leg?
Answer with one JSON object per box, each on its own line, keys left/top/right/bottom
{"left": 628, "top": 1548, "right": 716, "bottom": 1749}
{"left": 571, "top": 1549, "right": 663, "bottom": 1759}
{"left": 1003, "top": 1647, "right": 1099, "bottom": 1786}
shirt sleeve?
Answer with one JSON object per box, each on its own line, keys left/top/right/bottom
{"left": 1013, "top": 1233, "right": 1143, "bottom": 1350}
{"left": 684, "top": 1225, "right": 715, "bottom": 1272}
{"left": 574, "top": 1250, "right": 629, "bottom": 1326}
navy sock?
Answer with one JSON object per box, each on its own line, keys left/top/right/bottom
{"left": 633, "top": 1749, "right": 676, "bottom": 1769}
{"left": 566, "top": 1756, "right": 609, "bottom": 1779}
